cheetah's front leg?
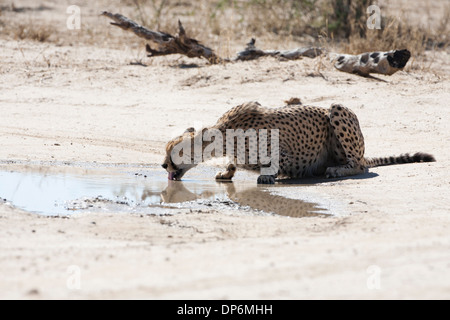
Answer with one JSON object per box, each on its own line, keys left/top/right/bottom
{"left": 257, "top": 174, "right": 276, "bottom": 184}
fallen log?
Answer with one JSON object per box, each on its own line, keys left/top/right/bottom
{"left": 235, "top": 38, "right": 323, "bottom": 61}
{"left": 333, "top": 49, "right": 411, "bottom": 76}
{"left": 102, "top": 12, "right": 323, "bottom": 64}
{"left": 101, "top": 11, "right": 222, "bottom": 64}
{"left": 102, "top": 11, "right": 410, "bottom": 77}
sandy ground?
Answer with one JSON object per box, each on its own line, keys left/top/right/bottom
{"left": 0, "top": 1, "right": 450, "bottom": 300}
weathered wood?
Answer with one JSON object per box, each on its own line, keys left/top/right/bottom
{"left": 334, "top": 49, "right": 411, "bottom": 76}
{"left": 102, "top": 13, "right": 323, "bottom": 64}
{"left": 101, "top": 11, "right": 222, "bottom": 64}
{"left": 102, "top": 11, "right": 410, "bottom": 77}
{"left": 279, "top": 47, "right": 324, "bottom": 60}
{"left": 235, "top": 38, "right": 323, "bottom": 61}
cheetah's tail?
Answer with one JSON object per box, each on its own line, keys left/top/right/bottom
{"left": 364, "top": 152, "right": 436, "bottom": 168}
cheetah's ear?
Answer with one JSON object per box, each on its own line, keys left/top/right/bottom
{"left": 184, "top": 127, "right": 196, "bottom": 134}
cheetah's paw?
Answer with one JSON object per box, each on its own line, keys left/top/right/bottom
{"left": 257, "top": 175, "right": 276, "bottom": 184}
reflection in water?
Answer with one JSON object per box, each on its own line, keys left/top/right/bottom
{"left": 227, "top": 185, "right": 326, "bottom": 218}
{"left": 161, "top": 181, "right": 327, "bottom": 218}
{"left": 0, "top": 165, "right": 328, "bottom": 218}
{"left": 160, "top": 181, "right": 218, "bottom": 203}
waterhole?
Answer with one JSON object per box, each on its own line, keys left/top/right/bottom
{"left": 0, "top": 164, "right": 329, "bottom": 218}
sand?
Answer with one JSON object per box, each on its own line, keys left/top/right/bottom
{"left": 0, "top": 0, "right": 449, "bottom": 299}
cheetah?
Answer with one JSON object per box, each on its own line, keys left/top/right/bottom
{"left": 161, "top": 98, "right": 435, "bottom": 184}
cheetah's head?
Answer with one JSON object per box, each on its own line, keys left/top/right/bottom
{"left": 161, "top": 127, "right": 198, "bottom": 181}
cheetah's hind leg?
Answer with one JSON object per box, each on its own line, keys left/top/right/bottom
{"left": 215, "top": 163, "right": 237, "bottom": 180}
{"left": 326, "top": 104, "right": 368, "bottom": 178}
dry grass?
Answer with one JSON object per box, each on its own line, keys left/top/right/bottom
{"left": 0, "top": 3, "right": 55, "bottom": 43}
{"left": 344, "top": 18, "right": 429, "bottom": 54}
{"left": 119, "top": 1, "right": 321, "bottom": 40}
{"left": 346, "top": 11, "right": 447, "bottom": 55}
{"left": 320, "top": 0, "right": 449, "bottom": 55}
{"left": 10, "top": 21, "right": 54, "bottom": 42}
{"left": 120, "top": 0, "right": 448, "bottom": 55}
{"left": 0, "top": 0, "right": 448, "bottom": 59}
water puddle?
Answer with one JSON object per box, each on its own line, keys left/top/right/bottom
{"left": 0, "top": 164, "right": 329, "bottom": 218}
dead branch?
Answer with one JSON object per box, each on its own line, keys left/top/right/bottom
{"left": 235, "top": 38, "right": 323, "bottom": 61}
{"left": 333, "top": 49, "right": 411, "bottom": 76}
{"left": 102, "top": 11, "right": 412, "bottom": 79}
{"left": 101, "top": 11, "right": 222, "bottom": 64}
{"left": 235, "top": 38, "right": 279, "bottom": 61}
{"left": 102, "top": 12, "right": 324, "bottom": 64}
